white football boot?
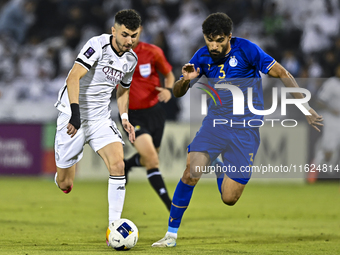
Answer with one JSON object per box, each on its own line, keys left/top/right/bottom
{"left": 151, "top": 233, "right": 177, "bottom": 247}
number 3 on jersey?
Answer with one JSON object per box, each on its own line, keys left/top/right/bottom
{"left": 218, "top": 64, "right": 225, "bottom": 79}
{"left": 249, "top": 153, "right": 254, "bottom": 177}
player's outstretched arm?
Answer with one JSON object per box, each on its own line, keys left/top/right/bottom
{"left": 173, "top": 64, "right": 200, "bottom": 98}
{"left": 117, "top": 85, "right": 135, "bottom": 143}
{"left": 66, "top": 63, "right": 88, "bottom": 138}
{"left": 268, "top": 62, "right": 323, "bottom": 132}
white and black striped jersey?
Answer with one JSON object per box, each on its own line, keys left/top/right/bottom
{"left": 55, "top": 34, "right": 138, "bottom": 120}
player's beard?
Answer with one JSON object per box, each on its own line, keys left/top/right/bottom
{"left": 209, "top": 43, "right": 229, "bottom": 61}
{"left": 116, "top": 39, "right": 132, "bottom": 53}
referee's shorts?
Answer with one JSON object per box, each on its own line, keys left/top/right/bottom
{"left": 126, "top": 103, "right": 166, "bottom": 148}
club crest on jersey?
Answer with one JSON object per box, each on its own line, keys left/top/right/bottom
{"left": 139, "top": 63, "right": 151, "bottom": 78}
{"left": 84, "top": 47, "right": 95, "bottom": 58}
{"left": 123, "top": 63, "right": 128, "bottom": 72}
{"left": 229, "top": 56, "right": 238, "bottom": 67}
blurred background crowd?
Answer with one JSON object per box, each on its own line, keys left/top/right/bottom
{"left": 0, "top": 0, "right": 339, "bottom": 123}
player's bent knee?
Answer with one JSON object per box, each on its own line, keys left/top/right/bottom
{"left": 109, "top": 160, "right": 125, "bottom": 176}
{"left": 182, "top": 169, "right": 200, "bottom": 186}
{"left": 58, "top": 179, "right": 73, "bottom": 191}
{"left": 221, "top": 196, "right": 239, "bottom": 206}
{"left": 221, "top": 192, "right": 240, "bottom": 206}
{"left": 222, "top": 199, "right": 238, "bottom": 206}
{"left": 144, "top": 155, "right": 159, "bottom": 169}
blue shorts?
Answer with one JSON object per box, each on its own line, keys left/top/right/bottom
{"left": 188, "top": 118, "right": 260, "bottom": 184}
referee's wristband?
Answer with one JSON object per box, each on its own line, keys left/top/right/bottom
{"left": 120, "top": 113, "right": 129, "bottom": 121}
{"left": 166, "top": 87, "right": 173, "bottom": 96}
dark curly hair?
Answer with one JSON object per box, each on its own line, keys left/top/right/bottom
{"left": 202, "top": 13, "right": 233, "bottom": 37}
{"left": 114, "top": 9, "right": 141, "bottom": 31}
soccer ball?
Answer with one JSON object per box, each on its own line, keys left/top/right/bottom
{"left": 106, "top": 218, "right": 139, "bottom": 250}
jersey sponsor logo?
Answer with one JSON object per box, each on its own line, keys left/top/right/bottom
{"left": 229, "top": 56, "right": 238, "bottom": 67}
{"left": 102, "top": 66, "right": 124, "bottom": 83}
{"left": 139, "top": 63, "right": 151, "bottom": 78}
{"left": 84, "top": 47, "right": 95, "bottom": 58}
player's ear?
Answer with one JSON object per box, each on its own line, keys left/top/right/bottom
{"left": 111, "top": 26, "right": 116, "bottom": 37}
{"left": 228, "top": 33, "right": 232, "bottom": 40}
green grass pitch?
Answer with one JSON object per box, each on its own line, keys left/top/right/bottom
{"left": 0, "top": 177, "right": 339, "bottom": 254}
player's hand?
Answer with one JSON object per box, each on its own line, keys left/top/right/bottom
{"left": 155, "top": 87, "right": 171, "bottom": 103}
{"left": 182, "top": 63, "right": 200, "bottom": 81}
{"left": 67, "top": 123, "right": 78, "bottom": 138}
{"left": 305, "top": 108, "right": 323, "bottom": 132}
{"left": 122, "top": 119, "right": 135, "bottom": 143}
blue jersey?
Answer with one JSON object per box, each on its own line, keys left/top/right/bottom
{"left": 189, "top": 37, "right": 276, "bottom": 127}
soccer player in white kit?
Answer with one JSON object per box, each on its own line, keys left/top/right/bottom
{"left": 53, "top": 9, "right": 141, "bottom": 237}
{"left": 315, "top": 65, "right": 340, "bottom": 167}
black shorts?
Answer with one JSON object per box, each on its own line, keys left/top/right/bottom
{"left": 126, "top": 103, "right": 166, "bottom": 148}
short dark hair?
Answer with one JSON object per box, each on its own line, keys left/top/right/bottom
{"left": 114, "top": 9, "right": 141, "bottom": 31}
{"left": 202, "top": 13, "right": 233, "bottom": 37}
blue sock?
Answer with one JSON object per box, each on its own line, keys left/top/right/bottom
{"left": 167, "top": 179, "right": 195, "bottom": 233}
{"left": 217, "top": 175, "right": 223, "bottom": 194}
{"left": 211, "top": 157, "right": 224, "bottom": 195}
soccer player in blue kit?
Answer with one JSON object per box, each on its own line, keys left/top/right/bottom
{"left": 152, "top": 12, "right": 323, "bottom": 247}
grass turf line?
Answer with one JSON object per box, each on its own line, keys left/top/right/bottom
{"left": 0, "top": 177, "right": 339, "bottom": 254}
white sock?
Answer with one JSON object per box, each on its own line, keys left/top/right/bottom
{"left": 54, "top": 172, "right": 60, "bottom": 188}
{"left": 108, "top": 176, "right": 126, "bottom": 225}
{"left": 166, "top": 232, "right": 177, "bottom": 239}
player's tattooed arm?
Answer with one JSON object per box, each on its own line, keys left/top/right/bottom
{"left": 173, "top": 64, "right": 200, "bottom": 98}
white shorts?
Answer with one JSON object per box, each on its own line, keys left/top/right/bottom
{"left": 54, "top": 112, "right": 124, "bottom": 169}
